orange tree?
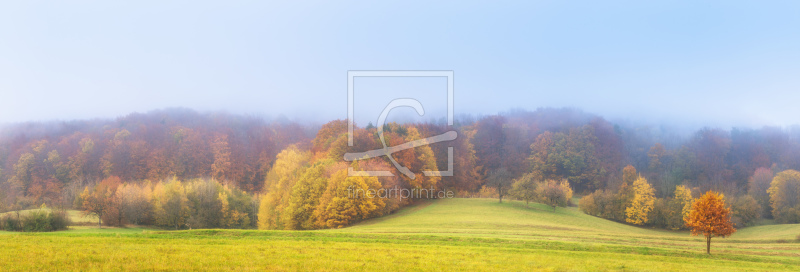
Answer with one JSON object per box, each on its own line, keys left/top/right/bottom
{"left": 684, "top": 191, "right": 736, "bottom": 254}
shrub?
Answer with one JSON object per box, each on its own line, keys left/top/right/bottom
{"left": 22, "top": 210, "right": 53, "bottom": 232}
{"left": 1, "top": 208, "right": 70, "bottom": 232}
{"left": 1, "top": 214, "right": 22, "bottom": 231}
{"left": 536, "top": 180, "right": 573, "bottom": 211}
{"left": 579, "top": 189, "right": 620, "bottom": 219}
{"left": 478, "top": 185, "right": 498, "bottom": 199}
{"left": 22, "top": 209, "right": 71, "bottom": 232}
{"left": 49, "top": 210, "right": 71, "bottom": 230}
{"left": 579, "top": 194, "right": 598, "bottom": 215}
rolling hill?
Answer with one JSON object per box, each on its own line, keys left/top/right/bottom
{"left": 1, "top": 198, "right": 799, "bottom": 271}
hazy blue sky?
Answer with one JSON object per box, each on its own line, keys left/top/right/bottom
{"left": 1, "top": 1, "right": 799, "bottom": 128}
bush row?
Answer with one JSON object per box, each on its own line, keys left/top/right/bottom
{"left": 1, "top": 208, "right": 71, "bottom": 232}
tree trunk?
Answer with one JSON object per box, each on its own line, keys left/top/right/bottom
{"left": 706, "top": 236, "right": 711, "bottom": 254}
{"left": 499, "top": 194, "right": 503, "bottom": 203}
{"left": 98, "top": 216, "right": 102, "bottom": 228}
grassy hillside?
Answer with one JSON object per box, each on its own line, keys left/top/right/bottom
{"left": 347, "top": 197, "right": 800, "bottom": 241}
{"left": 0, "top": 198, "right": 798, "bottom": 271}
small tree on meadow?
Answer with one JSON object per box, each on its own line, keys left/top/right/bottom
{"left": 536, "top": 179, "right": 573, "bottom": 211}
{"left": 684, "top": 191, "right": 736, "bottom": 254}
{"left": 487, "top": 168, "right": 513, "bottom": 203}
{"left": 510, "top": 173, "right": 538, "bottom": 207}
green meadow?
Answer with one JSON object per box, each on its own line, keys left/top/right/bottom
{"left": 1, "top": 198, "right": 798, "bottom": 271}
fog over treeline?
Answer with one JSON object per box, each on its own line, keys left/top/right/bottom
{"left": 1, "top": 107, "right": 797, "bottom": 190}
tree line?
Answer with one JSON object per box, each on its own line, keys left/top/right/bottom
{"left": 0, "top": 108, "right": 307, "bottom": 212}
{"left": 577, "top": 164, "right": 800, "bottom": 228}
{"left": 1, "top": 108, "right": 800, "bottom": 230}
{"left": 74, "top": 176, "right": 255, "bottom": 229}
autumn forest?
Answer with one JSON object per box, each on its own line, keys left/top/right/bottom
{"left": 1, "top": 107, "right": 799, "bottom": 233}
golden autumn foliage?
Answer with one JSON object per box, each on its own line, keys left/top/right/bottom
{"left": 666, "top": 185, "right": 694, "bottom": 230}
{"left": 311, "top": 119, "right": 348, "bottom": 154}
{"left": 625, "top": 176, "right": 655, "bottom": 225}
{"left": 258, "top": 145, "right": 309, "bottom": 230}
{"left": 533, "top": 179, "right": 573, "bottom": 211}
{"left": 283, "top": 163, "right": 329, "bottom": 230}
{"left": 256, "top": 121, "right": 445, "bottom": 230}
{"left": 674, "top": 185, "right": 693, "bottom": 220}
{"left": 684, "top": 191, "right": 736, "bottom": 254}
{"left": 218, "top": 191, "right": 249, "bottom": 228}
{"left": 74, "top": 177, "right": 257, "bottom": 230}
{"left": 315, "top": 168, "right": 385, "bottom": 228}
{"left": 115, "top": 182, "right": 153, "bottom": 225}
{"left": 152, "top": 179, "right": 190, "bottom": 230}
{"left": 768, "top": 170, "right": 800, "bottom": 223}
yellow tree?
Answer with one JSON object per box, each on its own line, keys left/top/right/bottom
{"left": 611, "top": 165, "right": 637, "bottom": 221}
{"left": 668, "top": 185, "right": 694, "bottom": 230}
{"left": 152, "top": 178, "right": 190, "bottom": 230}
{"left": 258, "top": 145, "right": 309, "bottom": 230}
{"left": 674, "top": 185, "right": 693, "bottom": 219}
{"left": 219, "top": 191, "right": 248, "bottom": 228}
{"left": 625, "top": 176, "right": 655, "bottom": 225}
{"left": 116, "top": 183, "right": 152, "bottom": 225}
{"left": 257, "top": 194, "right": 272, "bottom": 230}
{"left": 315, "top": 168, "right": 385, "bottom": 228}
{"left": 684, "top": 191, "right": 736, "bottom": 254}
{"left": 767, "top": 170, "right": 800, "bottom": 223}
{"left": 283, "top": 163, "right": 329, "bottom": 230}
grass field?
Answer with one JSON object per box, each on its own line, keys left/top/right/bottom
{"left": 1, "top": 198, "right": 799, "bottom": 271}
